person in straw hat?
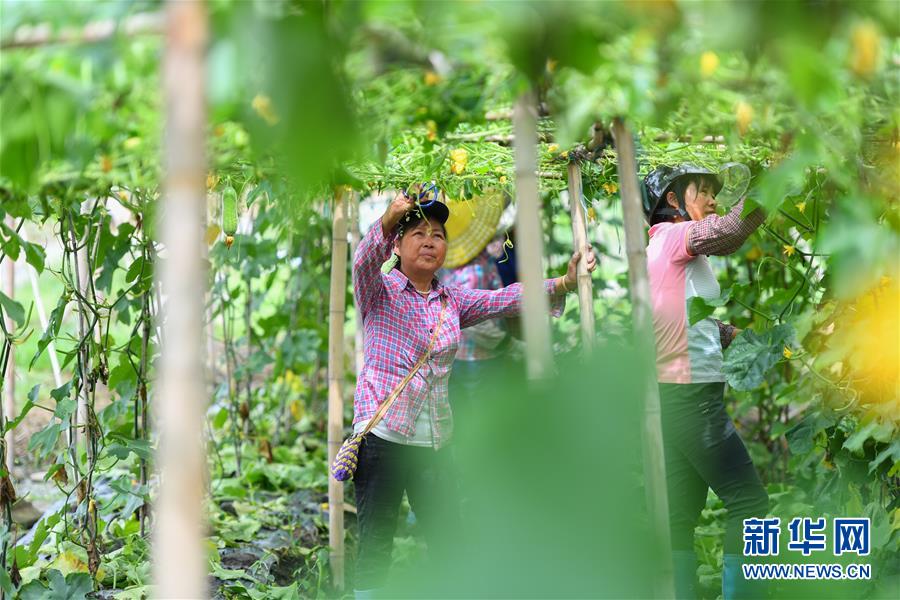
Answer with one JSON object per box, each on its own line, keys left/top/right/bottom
{"left": 349, "top": 186, "right": 595, "bottom": 597}
{"left": 438, "top": 191, "right": 514, "bottom": 430}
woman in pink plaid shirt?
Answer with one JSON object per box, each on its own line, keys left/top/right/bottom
{"left": 350, "top": 190, "right": 595, "bottom": 597}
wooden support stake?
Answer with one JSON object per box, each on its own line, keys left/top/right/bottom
{"left": 2, "top": 221, "right": 14, "bottom": 475}
{"left": 566, "top": 163, "right": 595, "bottom": 355}
{"left": 24, "top": 243, "right": 63, "bottom": 388}
{"left": 327, "top": 188, "right": 349, "bottom": 590}
{"left": 348, "top": 194, "right": 364, "bottom": 377}
{"left": 513, "top": 90, "right": 553, "bottom": 380}
{"left": 153, "top": 1, "right": 208, "bottom": 598}
{"left": 611, "top": 117, "right": 673, "bottom": 598}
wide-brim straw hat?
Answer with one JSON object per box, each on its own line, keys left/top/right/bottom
{"left": 444, "top": 191, "right": 506, "bottom": 269}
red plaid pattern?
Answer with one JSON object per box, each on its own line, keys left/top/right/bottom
{"left": 353, "top": 223, "right": 565, "bottom": 448}
{"left": 688, "top": 198, "right": 765, "bottom": 256}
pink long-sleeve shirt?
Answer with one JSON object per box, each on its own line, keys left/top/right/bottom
{"left": 647, "top": 199, "right": 764, "bottom": 383}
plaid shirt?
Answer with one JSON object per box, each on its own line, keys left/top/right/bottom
{"left": 438, "top": 251, "right": 505, "bottom": 361}
{"left": 353, "top": 222, "right": 565, "bottom": 448}
{"left": 687, "top": 198, "right": 765, "bottom": 256}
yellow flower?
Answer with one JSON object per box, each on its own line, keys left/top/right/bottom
{"left": 206, "top": 172, "right": 219, "bottom": 191}
{"left": 251, "top": 94, "right": 279, "bottom": 125}
{"left": 546, "top": 58, "right": 558, "bottom": 73}
{"left": 795, "top": 201, "right": 807, "bottom": 213}
{"left": 123, "top": 136, "right": 141, "bottom": 150}
{"left": 424, "top": 70, "right": 442, "bottom": 86}
{"left": 736, "top": 101, "right": 753, "bottom": 136}
{"left": 499, "top": 176, "right": 507, "bottom": 184}
{"left": 850, "top": 21, "right": 880, "bottom": 77}
{"left": 450, "top": 148, "right": 468, "bottom": 175}
{"left": 100, "top": 155, "right": 113, "bottom": 173}
{"left": 783, "top": 346, "right": 793, "bottom": 359}
{"left": 425, "top": 120, "right": 437, "bottom": 142}
{"left": 700, "top": 51, "right": 719, "bottom": 77}
{"left": 587, "top": 206, "right": 597, "bottom": 222}
{"left": 547, "top": 143, "right": 560, "bottom": 154}
{"left": 602, "top": 182, "right": 618, "bottom": 195}
{"left": 450, "top": 148, "right": 468, "bottom": 163}
{"left": 783, "top": 244, "right": 796, "bottom": 257}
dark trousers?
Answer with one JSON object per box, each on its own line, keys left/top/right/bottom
{"left": 659, "top": 382, "right": 769, "bottom": 554}
{"left": 353, "top": 434, "right": 461, "bottom": 592}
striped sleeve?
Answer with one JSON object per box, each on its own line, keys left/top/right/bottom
{"left": 456, "top": 279, "right": 566, "bottom": 329}
{"left": 353, "top": 222, "right": 396, "bottom": 315}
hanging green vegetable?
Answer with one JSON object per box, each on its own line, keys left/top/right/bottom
{"left": 222, "top": 185, "right": 238, "bottom": 248}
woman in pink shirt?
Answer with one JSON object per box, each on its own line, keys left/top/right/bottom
{"left": 351, "top": 189, "right": 595, "bottom": 597}
{"left": 643, "top": 164, "right": 768, "bottom": 600}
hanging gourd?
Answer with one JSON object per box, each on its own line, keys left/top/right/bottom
{"left": 222, "top": 185, "right": 238, "bottom": 248}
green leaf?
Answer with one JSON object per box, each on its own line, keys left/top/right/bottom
{"left": 106, "top": 435, "right": 153, "bottom": 462}
{"left": 843, "top": 420, "right": 895, "bottom": 454}
{"left": 50, "top": 381, "right": 72, "bottom": 402}
{"left": 210, "top": 561, "right": 253, "bottom": 581}
{"left": 23, "top": 240, "right": 46, "bottom": 273}
{"left": 0, "top": 566, "right": 11, "bottom": 596}
{"left": 0, "top": 290, "right": 26, "bottom": 327}
{"left": 687, "top": 289, "right": 732, "bottom": 326}
{"left": 28, "top": 422, "right": 61, "bottom": 460}
{"left": 113, "top": 585, "right": 151, "bottom": 600}
{"left": 28, "top": 512, "right": 60, "bottom": 559}
{"left": 31, "top": 292, "right": 69, "bottom": 369}
{"left": 248, "top": 582, "right": 300, "bottom": 600}
{"left": 3, "top": 384, "right": 39, "bottom": 434}
{"left": 17, "top": 569, "right": 93, "bottom": 600}
{"left": 722, "top": 324, "right": 794, "bottom": 391}
{"left": 212, "top": 407, "right": 229, "bottom": 429}
{"left": 125, "top": 256, "right": 145, "bottom": 283}
{"left": 0, "top": 231, "right": 20, "bottom": 261}
{"left": 869, "top": 441, "right": 900, "bottom": 474}
{"left": 785, "top": 414, "right": 824, "bottom": 455}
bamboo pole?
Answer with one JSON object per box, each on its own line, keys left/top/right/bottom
{"left": 611, "top": 117, "right": 673, "bottom": 598}
{"left": 70, "top": 221, "right": 90, "bottom": 452}
{"left": 1, "top": 11, "right": 164, "bottom": 50}
{"left": 348, "top": 194, "right": 364, "bottom": 377}
{"left": 327, "top": 188, "right": 349, "bottom": 590}
{"left": 153, "top": 1, "right": 208, "bottom": 598}
{"left": 23, "top": 237, "right": 63, "bottom": 387}
{"left": 566, "top": 162, "right": 595, "bottom": 355}
{"left": 2, "top": 224, "right": 14, "bottom": 475}
{"left": 513, "top": 90, "right": 553, "bottom": 380}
